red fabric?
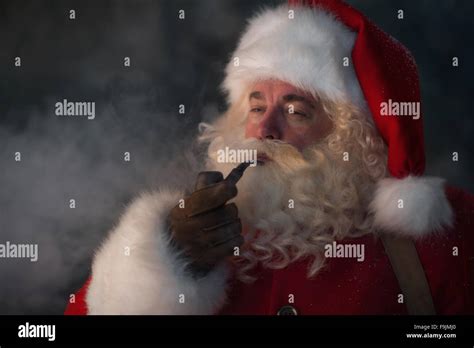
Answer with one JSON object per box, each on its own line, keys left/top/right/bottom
{"left": 65, "top": 186, "right": 474, "bottom": 315}
{"left": 64, "top": 277, "right": 91, "bottom": 315}
{"left": 221, "top": 187, "right": 473, "bottom": 314}
{"left": 289, "top": 0, "right": 425, "bottom": 179}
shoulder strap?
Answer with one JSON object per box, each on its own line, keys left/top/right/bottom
{"left": 381, "top": 234, "right": 436, "bottom": 315}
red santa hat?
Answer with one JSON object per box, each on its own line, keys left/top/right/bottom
{"left": 222, "top": 0, "right": 453, "bottom": 237}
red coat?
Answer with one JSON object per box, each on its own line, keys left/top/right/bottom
{"left": 65, "top": 186, "right": 474, "bottom": 315}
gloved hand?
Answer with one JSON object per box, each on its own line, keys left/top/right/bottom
{"left": 167, "top": 163, "right": 250, "bottom": 277}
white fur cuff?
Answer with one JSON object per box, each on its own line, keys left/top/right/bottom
{"left": 86, "top": 190, "right": 229, "bottom": 314}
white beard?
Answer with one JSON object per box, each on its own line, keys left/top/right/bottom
{"left": 206, "top": 137, "right": 311, "bottom": 229}
{"left": 204, "top": 132, "right": 376, "bottom": 282}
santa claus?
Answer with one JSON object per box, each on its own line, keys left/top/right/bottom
{"left": 65, "top": 0, "right": 474, "bottom": 315}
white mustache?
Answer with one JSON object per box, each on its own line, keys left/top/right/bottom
{"left": 231, "top": 138, "right": 309, "bottom": 173}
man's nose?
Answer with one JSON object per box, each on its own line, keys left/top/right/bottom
{"left": 256, "top": 107, "right": 281, "bottom": 140}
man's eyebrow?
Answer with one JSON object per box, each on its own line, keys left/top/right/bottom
{"left": 282, "top": 94, "right": 315, "bottom": 109}
{"left": 249, "top": 91, "right": 264, "bottom": 101}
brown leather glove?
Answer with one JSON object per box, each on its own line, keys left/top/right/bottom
{"left": 167, "top": 163, "right": 250, "bottom": 278}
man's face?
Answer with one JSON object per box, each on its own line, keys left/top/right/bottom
{"left": 206, "top": 80, "right": 383, "bottom": 281}
{"left": 244, "top": 80, "right": 333, "bottom": 152}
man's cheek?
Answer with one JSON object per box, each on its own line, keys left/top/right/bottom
{"left": 244, "top": 121, "right": 257, "bottom": 138}
{"left": 281, "top": 127, "right": 306, "bottom": 150}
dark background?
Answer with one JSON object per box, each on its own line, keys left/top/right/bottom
{"left": 0, "top": 0, "right": 472, "bottom": 314}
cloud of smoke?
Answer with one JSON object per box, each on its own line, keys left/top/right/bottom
{"left": 0, "top": 82, "right": 207, "bottom": 314}
{"left": 0, "top": 0, "right": 230, "bottom": 314}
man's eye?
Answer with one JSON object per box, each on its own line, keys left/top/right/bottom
{"left": 250, "top": 107, "right": 264, "bottom": 113}
{"left": 288, "top": 110, "right": 308, "bottom": 118}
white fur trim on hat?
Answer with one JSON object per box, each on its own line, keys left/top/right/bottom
{"left": 369, "top": 176, "right": 454, "bottom": 238}
{"left": 86, "top": 189, "right": 229, "bottom": 314}
{"left": 223, "top": 5, "right": 364, "bottom": 107}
